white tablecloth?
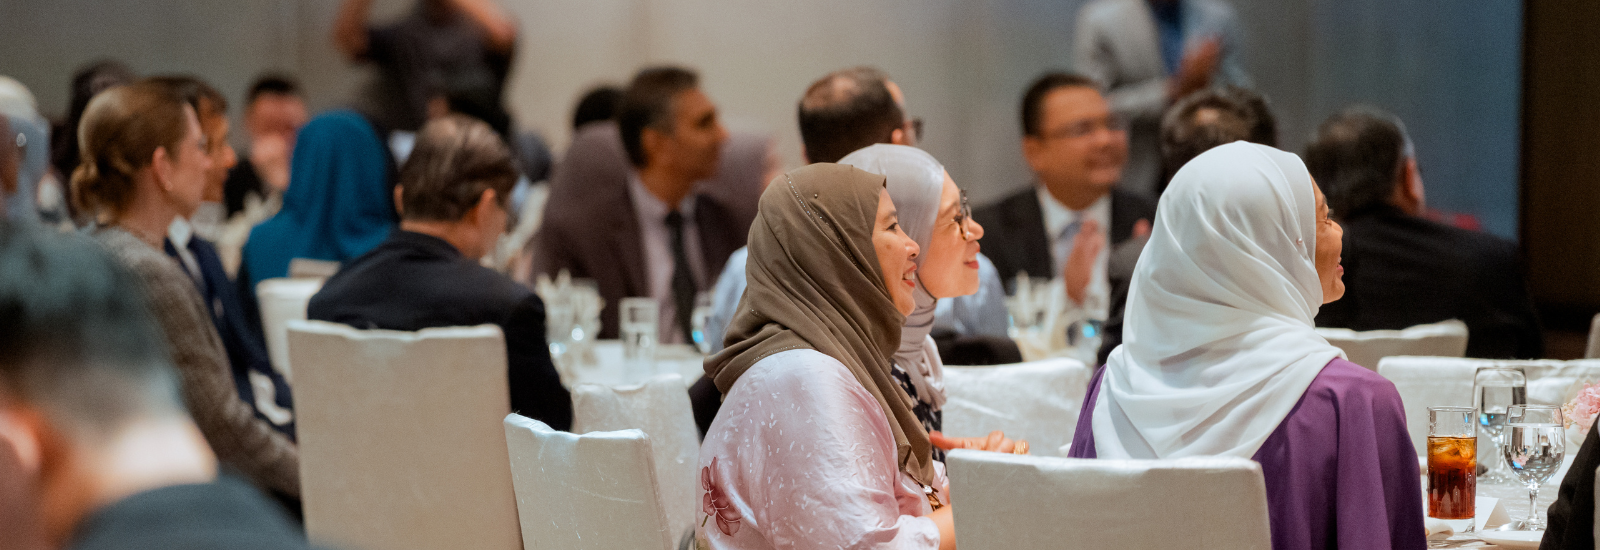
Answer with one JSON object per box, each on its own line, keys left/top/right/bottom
{"left": 558, "top": 340, "right": 705, "bottom": 388}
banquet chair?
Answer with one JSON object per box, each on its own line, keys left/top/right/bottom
{"left": 288, "top": 320, "right": 520, "bottom": 550}
{"left": 570, "top": 374, "right": 699, "bottom": 536}
{"left": 946, "top": 451, "right": 1271, "bottom": 550}
{"left": 503, "top": 414, "right": 677, "bottom": 550}
{"left": 1316, "top": 319, "right": 1469, "bottom": 371}
{"left": 942, "top": 358, "right": 1092, "bottom": 456}
{"left": 1379, "top": 356, "right": 1600, "bottom": 456}
{"left": 256, "top": 276, "right": 324, "bottom": 381}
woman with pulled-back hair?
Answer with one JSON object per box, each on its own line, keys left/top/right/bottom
{"left": 74, "top": 80, "right": 300, "bottom": 502}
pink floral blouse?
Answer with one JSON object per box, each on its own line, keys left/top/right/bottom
{"left": 696, "top": 349, "right": 945, "bottom": 549}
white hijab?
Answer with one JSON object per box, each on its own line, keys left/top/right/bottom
{"left": 1092, "top": 141, "right": 1344, "bottom": 459}
{"left": 839, "top": 144, "right": 947, "bottom": 409}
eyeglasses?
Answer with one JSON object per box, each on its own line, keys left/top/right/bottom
{"left": 1039, "top": 114, "right": 1127, "bottom": 141}
{"left": 952, "top": 189, "right": 974, "bottom": 241}
{"left": 910, "top": 117, "right": 924, "bottom": 143}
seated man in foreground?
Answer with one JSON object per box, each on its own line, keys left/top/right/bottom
{"left": 309, "top": 115, "right": 572, "bottom": 430}
{"left": 1306, "top": 107, "right": 1542, "bottom": 359}
{"left": 0, "top": 224, "right": 312, "bottom": 549}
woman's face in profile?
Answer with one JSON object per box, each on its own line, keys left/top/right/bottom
{"left": 919, "top": 171, "right": 985, "bottom": 299}
{"left": 872, "top": 188, "right": 920, "bottom": 316}
{"left": 1312, "top": 179, "right": 1345, "bottom": 303}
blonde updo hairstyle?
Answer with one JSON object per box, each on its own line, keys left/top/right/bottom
{"left": 70, "top": 80, "right": 190, "bottom": 224}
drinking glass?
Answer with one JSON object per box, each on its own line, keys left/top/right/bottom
{"left": 620, "top": 297, "right": 659, "bottom": 380}
{"left": 1428, "top": 406, "right": 1477, "bottom": 534}
{"left": 1501, "top": 405, "right": 1566, "bottom": 530}
{"left": 1474, "top": 367, "right": 1527, "bottom": 483}
{"left": 690, "top": 291, "right": 715, "bottom": 355}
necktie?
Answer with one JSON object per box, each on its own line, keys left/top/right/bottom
{"left": 665, "top": 210, "right": 696, "bottom": 342}
{"left": 1052, "top": 219, "right": 1082, "bottom": 279}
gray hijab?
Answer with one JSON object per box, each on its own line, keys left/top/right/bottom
{"left": 839, "top": 144, "right": 947, "bottom": 409}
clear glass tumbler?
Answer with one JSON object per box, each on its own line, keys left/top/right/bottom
{"left": 619, "top": 297, "right": 659, "bottom": 381}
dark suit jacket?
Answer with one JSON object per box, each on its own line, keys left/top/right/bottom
{"left": 531, "top": 124, "right": 746, "bottom": 339}
{"left": 1315, "top": 205, "right": 1543, "bottom": 359}
{"left": 308, "top": 230, "right": 572, "bottom": 430}
{"left": 166, "top": 236, "right": 296, "bottom": 440}
{"left": 973, "top": 186, "right": 1157, "bottom": 290}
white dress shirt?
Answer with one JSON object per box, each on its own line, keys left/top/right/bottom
{"left": 1033, "top": 186, "right": 1111, "bottom": 361}
{"left": 628, "top": 174, "right": 706, "bottom": 344}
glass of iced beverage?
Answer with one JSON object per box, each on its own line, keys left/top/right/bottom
{"left": 1428, "top": 406, "right": 1477, "bottom": 530}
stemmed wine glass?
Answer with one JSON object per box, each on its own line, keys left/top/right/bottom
{"left": 1501, "top": 405, "right": 1566, "bottom": 530}
{"left": 1474, "top": 367, "right": 1527, "bottom": 483}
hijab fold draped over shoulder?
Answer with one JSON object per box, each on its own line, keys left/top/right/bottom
{"left": 1094, "top": 141, "right": 1344, "bottom": 460}
{"left": 705, "top": 163, "right": 935, "bottom": 486}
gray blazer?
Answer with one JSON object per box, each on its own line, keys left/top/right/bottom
{"left": 1073, "top": 0, "right": 1250, "bottom": 196}
{"left": 94, "top": 227, "right": 300, "bottom": 497}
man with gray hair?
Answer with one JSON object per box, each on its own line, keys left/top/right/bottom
{"left": 310, "top": 114, "right": 572, "bottom": 430}
{"left": 1307, "top": 107, "right": 1541, "bottom": 359}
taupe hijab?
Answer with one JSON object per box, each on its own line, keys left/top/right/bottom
{"left": 705, "top": 163, "right": 936, "bottom": 486}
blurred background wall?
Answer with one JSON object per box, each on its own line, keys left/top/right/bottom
{"left": 9, "top": 0, "right": 1595, "bottom": 318}
{"left": 0, "top": 0, "right": 1523, "bottom": 228}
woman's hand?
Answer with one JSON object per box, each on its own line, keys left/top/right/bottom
{"left": 929, "top": 430, "right": 1029, "bottom": 455}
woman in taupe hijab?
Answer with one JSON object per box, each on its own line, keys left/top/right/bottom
{"left": 696, "top": 163, "right": 1007, "bottom": 550}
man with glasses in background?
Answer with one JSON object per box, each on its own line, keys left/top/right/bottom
{"left": 974, "top": 73, "right": 1156, "bottom": 357}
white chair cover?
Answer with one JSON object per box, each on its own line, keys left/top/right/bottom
{"left": 503, "top": 414, "right": 676, "bottom": 550}
{"left": 256, "top": 277, "right": 324, "bottom": 381}
{"left": 1586, "top": 314, "right": 1600, "bottom": 359}
{"left": 570, "top": 374, "right": 699, "bottom": 536}
{"left": 1379, "top": 356, "right": 1600, "bottom": 456}
{"left": 288, "top": 320, "right": 520, "bottom": 550}
{"left": 945, "top": 450, "right": 1271, "bottom": 550}
{"left": 942, "top": 358, "right": 1092, "bottom": 456}
{"left": 1316, "top": 319, "right": 1469, "bottom": 371}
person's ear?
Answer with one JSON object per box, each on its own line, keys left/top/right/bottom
{"left": 472, "top": 188, "right": 498, "bottom": 222}
{"left": 889, "top": 128, "right": 910, "bottom": 146}
{"left": 1392, "top": 157, "right": 1425, "bottom": 216}
{"left": 1020, "top": 135, "right": 1047, "bottom": 172}
{"left": 151, "top": 146, "right": 174, "bottom": 192}
{"left": 393, "top": 185, "right": 405, "bottom": 216}
{"left": 0, "top": 405, "right": 49, "bottom": 474}
{"left": 640, "top": 127, "right": 667, "bottom": 166}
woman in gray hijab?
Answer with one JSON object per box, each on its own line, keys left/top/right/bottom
{"left": 838, "top": 144, "right": 994, "bottom": 459}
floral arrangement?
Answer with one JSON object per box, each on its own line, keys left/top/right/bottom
{"left": 1562, "top": 381, "right": 1600, "bottom": 436}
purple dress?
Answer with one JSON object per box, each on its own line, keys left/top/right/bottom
{"left": 1070, "top": 358, "right": 1426, "bottom": 550}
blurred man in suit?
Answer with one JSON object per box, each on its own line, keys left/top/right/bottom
{"left": 309, "top": 114, "right": 572, "bottom": 430}
{"left": 1308, "top": 107, "right": 1542, "bottom": 359}
{"left": 974, "top": 73, "right": 1156, "bottom": 332}
{"left": 532, "top": 66, "right": 742, "bottom": 343}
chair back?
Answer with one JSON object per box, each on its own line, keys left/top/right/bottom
{"left": 1379, "top": 356, "right": 1600, "bottom": 455}
{"left": 570, "top": 374, "right": 699, "bottom": 536}
{"left": 946, "top": 450, "right": 1271, "bottom": 550}
{"left": 1316, "top": 319, "right": 1469, "bottom": 371}
{"left": 942, "top": 358, "right": 1092, "bottom": 456}
{"left": 504, "top": 414, "right": 675, "bottom": 550}
{"left": 257, "top": 277, "right": 324, "bottom": 380}
{"left": 289, "top": 320, "right": 520, "bottom": 550}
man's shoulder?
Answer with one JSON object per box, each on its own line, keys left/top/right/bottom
{"left": 68, "top": 477, "right": 311, "bottom": 550}
{"left": 973, "top": 187, "right": 1039, "bottom": 221}
{"left": 1350, "top": 212, "right": 1517, "bottom": 265}
{"left": 1109, "top": 188, "right": 1157, "bottom": 221}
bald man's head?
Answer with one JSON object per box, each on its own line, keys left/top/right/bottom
{"left": 797, "top": 67, "right": 909, "bottom": 163}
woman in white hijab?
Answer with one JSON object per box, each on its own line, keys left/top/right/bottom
{"left": 1068, "top": 142, "right": 1424, "bottom": 550}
